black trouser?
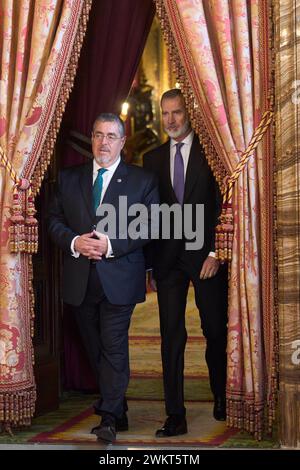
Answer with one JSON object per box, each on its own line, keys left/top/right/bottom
{"left": 156, "top": 263, "right": 227, "bottom": 416}
{"left": 74, "top": 265, "right": 135, "bottom": 418}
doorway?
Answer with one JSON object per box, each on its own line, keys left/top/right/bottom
{"left": 32, "top": 14, "right": 175, "bottom": 414}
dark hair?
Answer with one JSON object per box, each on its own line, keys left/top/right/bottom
{"left": 160, "top": 88, "right": 184, "bottom": 106}
{"left": 93, "top": 113, "right": 125, "bottom": 137}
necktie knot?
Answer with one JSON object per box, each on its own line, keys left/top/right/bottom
{"left": 93, "top": 168, "right": 108, "bottom": 213}
{"left": 176, "top": 142, "right": 184, "bottom": 151}
{"left": 98, "top": 168, "right": 107, "bottom": 177}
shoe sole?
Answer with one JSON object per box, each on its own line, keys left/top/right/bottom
{"left": 95, "top": 428, "right": 116, "bottom": 444}
{"left": 155, "top": 429, "right": 188, "bottom": 438}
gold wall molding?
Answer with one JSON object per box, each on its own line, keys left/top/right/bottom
{"left": 275, "top": 0, "right": 300, "bottom": 448}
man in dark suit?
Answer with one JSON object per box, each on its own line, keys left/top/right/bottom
{"left": 143, "top": 89, "right": 227, "bottom": 437}
{"left": 48, "top": 113, "right": 159, "bottom": 443}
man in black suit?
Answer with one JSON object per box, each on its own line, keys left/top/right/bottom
{"left": 143, "top": 89, "right": 227, "bottom": 437}
{"left": 48, "top": 113, "right": 159, "bottom": 443}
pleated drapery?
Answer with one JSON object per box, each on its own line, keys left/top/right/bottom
{"left": 0, "top": 0, "right": 92, "bottom": 428}
{"left": 155, "top": 0, "right": 275, "bottom": 439}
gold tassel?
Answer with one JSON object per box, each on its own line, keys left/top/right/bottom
{"left": 9, "top": 187, "right": 25, "bottom": 253}
{"left": 216, "top": 201, "right": 234, "bottom": 263}
{"left": 25, "top": 188, "right": 38, "bottom": 254}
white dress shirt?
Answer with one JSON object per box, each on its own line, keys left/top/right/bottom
{"left": 92, "top": 157, "right": 121, "bottom": 203}
{"left": 70, "top": 157, "right": 121, "bottom": 258}
{"left": 170, "top": 131, "right": 215, "bottom": 259}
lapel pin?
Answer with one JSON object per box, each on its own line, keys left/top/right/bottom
{"left": 117, "top": 179, "right": 122, "bottom": 183}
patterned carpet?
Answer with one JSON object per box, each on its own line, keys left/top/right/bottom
{"left": 127, "top": 288, "right": 212, "bottom": 401}
{"left": 128, "top": 288, "right": 212, "bottom": 400}
{"left": 129, "top": 290, "right": 208, "bottom": 379}
{"left": 29, "top": 400, "right": 236, "bottom": 446}
{"left": 27, "top": 289, "right": 230, "bottom": 445}
{"left": 0, "top": 290, "right": 278, "bottom": 448}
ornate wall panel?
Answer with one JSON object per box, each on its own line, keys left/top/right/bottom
{"left": 275, "top": 0, "right": 300, "bottom": 448}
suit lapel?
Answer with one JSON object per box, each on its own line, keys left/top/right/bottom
{"left": 79, "top": 161, "right": 94, "bottom": 221}
{"left": 101, "top": 159, "right": 128, "bottom": 205}
{"left": 78, "top": 159, "right": 128, "bottom": 223}
{"left": 163, "top": 141, "right": 178, "bottom": 204}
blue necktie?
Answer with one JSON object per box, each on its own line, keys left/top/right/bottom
{"left": 173, "top": 142, "right": 184, "bottom": 204}
{"left": 93, "top": 168, "right": 107, "bottom": 213}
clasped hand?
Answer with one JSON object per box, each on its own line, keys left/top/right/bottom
{"left": 74, "top": 231, "right": 108, "bottom": 260}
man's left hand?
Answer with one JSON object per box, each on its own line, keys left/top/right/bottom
{"left": 199, "top": 256, "right": 220, "bottom": 280}
{"left": 92, "top": 230, "right": 108, "bottom": 257}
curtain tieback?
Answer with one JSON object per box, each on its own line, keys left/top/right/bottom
{"left": 216, "top": 110, "right": 274, "bottom": 264}
{"left": 0, "top": 145, "right": 38, "bottom": 254}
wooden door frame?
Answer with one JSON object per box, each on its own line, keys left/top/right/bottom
{"left": 275, "top": 0, "right": 300, "bottom": 448}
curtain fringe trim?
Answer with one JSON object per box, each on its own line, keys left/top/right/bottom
{"left": 31, "top": 0, "right": 92, "bottom": 199}
{"left": 269, "top": 0, "right": 279, "bottom": 435}
{"left": 227, "top": 390, "right": 278, "bottom": 440}
{"left": 155, "top": 0, "right": 228, "bottom": 194}
{"left": 0, "top": 387, "right": 36, "bottom": 428}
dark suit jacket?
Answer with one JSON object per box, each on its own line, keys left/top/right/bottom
{"left": 143, "top": 134, "right": 221, "bottom": 279}
{"left": 48, "top": 159, "right": 159, "bottom": 306}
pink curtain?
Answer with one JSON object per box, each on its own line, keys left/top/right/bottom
{"left": 0, "top": 0, "right": 92, "bottom": 428}
{"left": 155, "top": 0, "right": 275, "bottom": 438}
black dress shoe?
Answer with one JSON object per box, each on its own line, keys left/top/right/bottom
{"left": 95, "top": 423, "right": 116, "bottom": 443}
{"left": 213, "top": 396, "right": 226, "bottom": 421}
{"left": 91, "top": 413, "right": 116, "bottom": 443}
{"left": 92, "top": 412, "right": 128, "bottom": 434}
{"left": 155, "top": 415, "right": 187, "bottom": 437}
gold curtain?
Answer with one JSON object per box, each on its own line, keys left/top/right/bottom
{"left": 0, "top": 0, "right": 92, "bottom": 428}
{"left": 155, "top": 0, "right": 275, "bottom": 439}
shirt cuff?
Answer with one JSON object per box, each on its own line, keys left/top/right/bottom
{"left": 106, "top": 236, "right": 114, "bottom": 258}
{"left": 208, "top": 251, "right": 216, "bottom": 258}
{"left": 71, "top": 236, "right": 80, "bottom": 258}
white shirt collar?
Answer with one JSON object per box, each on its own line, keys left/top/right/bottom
{"left": 170, "top": 129, "right": 194, "bottom": 148}
{"left": 93, "top": 156, "right": 121, "bottom": 174}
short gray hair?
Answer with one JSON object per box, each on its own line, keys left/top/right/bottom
{"left": 93, "top": 113, "right": 125, "bottom": 137}
{"left": 160, "top": 88, "right": 184, "bottom": 106}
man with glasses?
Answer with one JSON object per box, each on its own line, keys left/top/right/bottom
{"left": 48, "top": 113, "right": 159, "bottom": 443}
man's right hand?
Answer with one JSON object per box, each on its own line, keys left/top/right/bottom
{"left": 147, "top": 270, "right": 157, "bottom": 292}
{"left": 74, "top": 232, "right": 103, "bottom": 260}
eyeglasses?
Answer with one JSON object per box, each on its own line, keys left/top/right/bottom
{"left": 92, "top": 132, "right": 123, "bottom": 143}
